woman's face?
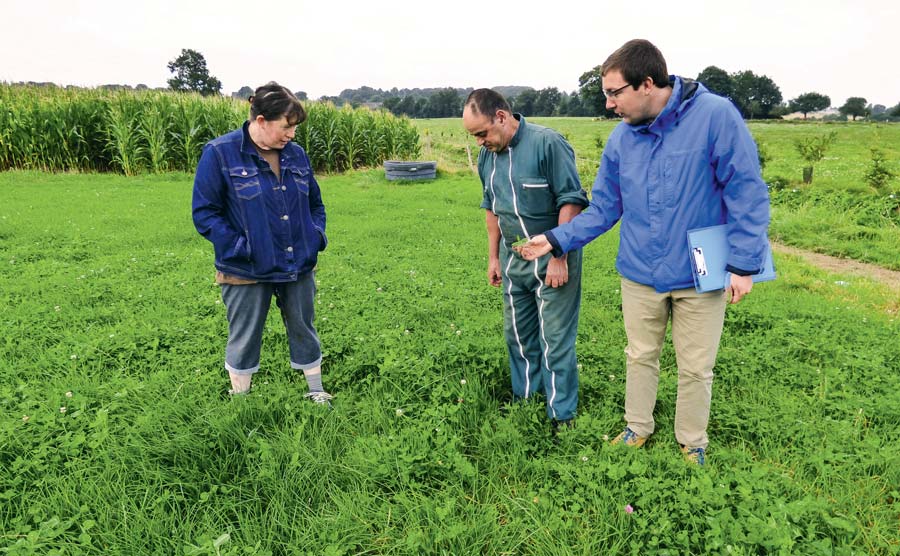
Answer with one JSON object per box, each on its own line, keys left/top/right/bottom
{"left": 256, "top": 115, "right": 297, "bottom": 150}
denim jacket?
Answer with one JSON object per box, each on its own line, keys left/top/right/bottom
{"left": 192, "top": 122, "right": 326, "bottom": 282}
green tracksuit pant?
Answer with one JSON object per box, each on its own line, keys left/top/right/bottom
{"left": 501, "top": 243, "right": 581, "bottom": 421}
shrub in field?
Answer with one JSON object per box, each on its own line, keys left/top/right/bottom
{"left": 794, "top": 131, "right": 837, "bottom": 184}
{"left": 754, "top": 137, "right": 770, "bottom": 171}
{"left": 864, "top": 148, "right": 897, "bottom": 194}
{"left": 0, "top": 84, "right": 419, "bottom": 175}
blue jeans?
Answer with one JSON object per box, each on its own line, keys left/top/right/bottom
{"left": 220, "top": 271, "right": 321, "bottom": 375}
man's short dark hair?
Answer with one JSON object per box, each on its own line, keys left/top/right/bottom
{"left": 464, "top": 88, "right": 511, "bottom": 119}
{"left": 601, "top": 39, "right": 669, "bottom": 90}
{"left": 249, "top": 81, "right": 306, "bottom": 125}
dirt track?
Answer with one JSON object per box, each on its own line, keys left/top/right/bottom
{"left": 772, "top": 242, "right": 900, "bottom": 292}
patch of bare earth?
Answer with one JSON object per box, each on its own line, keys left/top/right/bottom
{"left": 772, "top": 241, "right": 900, "bottom": 292}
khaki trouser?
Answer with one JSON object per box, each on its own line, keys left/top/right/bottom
{"left": 620, "top": 277, "right": 726, "bottom": 449}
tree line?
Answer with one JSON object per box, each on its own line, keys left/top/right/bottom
{"left": 91, "top": 48, "right": 900, "bottom": 123}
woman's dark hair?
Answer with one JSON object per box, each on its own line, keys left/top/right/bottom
{"left": 248, "top": 81, "right": 306, "bottom": 124}
{"left": 601, "top": 39, "right": 669, "bottom": 89}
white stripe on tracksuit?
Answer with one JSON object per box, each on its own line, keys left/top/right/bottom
{"left": 490, "top": 148, "right": 558, "bottom": 416}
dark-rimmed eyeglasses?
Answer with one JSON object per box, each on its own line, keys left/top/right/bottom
{"left": 604, "top": 83, "right": 632, "bottom": 99}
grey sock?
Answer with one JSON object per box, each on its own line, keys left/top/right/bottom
{"left": 303, "top": 367, "right": 324, "bottom": 393}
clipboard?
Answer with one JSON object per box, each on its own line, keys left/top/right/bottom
{"left": 687, "top": 224, "right": 775, "bottom": 293}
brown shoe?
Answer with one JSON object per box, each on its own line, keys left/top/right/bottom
{"left": 610, "top": 427, "right": 648, "bottom": 448}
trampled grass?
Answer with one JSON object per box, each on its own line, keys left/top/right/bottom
{"left": 1, "top": 170, "right": 899, "bottom": 555}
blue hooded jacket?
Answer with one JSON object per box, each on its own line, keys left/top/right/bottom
{"left": 547, "top": 77, "right": 770, "bottom": 293}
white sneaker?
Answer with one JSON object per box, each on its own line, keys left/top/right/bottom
{"left": 304, "top": 391, "right": 333, "bottom": 405}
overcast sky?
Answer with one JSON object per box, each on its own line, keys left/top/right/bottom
{"left": 5, "top": 0, "right": 898, "bottom": 108}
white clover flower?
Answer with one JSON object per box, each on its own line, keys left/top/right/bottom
{"left": 65, "top": 391, "right": 73, "bottom": 398}
{"left": 376, "top": 287, "right": 383, "bottom": 292}
{"left": 395, "top": 408, "right": 404, "bottom": 416}
{"left": 455, "top": 330, "right": 461, "bottom": 335}
{"left": 581, "top": 456, "right": 588, "bottom": 462}
{"left": 54, "top": 306, "right": 61, "bottom": 311}
{"left": 602, "top": 434, "right": 609, "bottom": 441}
{"left": 608, "top": 374, "right": 616, "bottom": 380}
{"left": 460, "top": 379, "right": 467, "bottom": 385}
{"left": 22, "top": 415, "right": 29, "bottom": 423}
{"left": 60, "top": 407, "right": 67, "bottom": 413}
{"left": 70, "top": 354, "right": 77, "bottom": 360}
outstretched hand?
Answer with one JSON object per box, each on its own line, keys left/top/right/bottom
{"left": 515, "top": 234, "right": 553, "bottom": 261}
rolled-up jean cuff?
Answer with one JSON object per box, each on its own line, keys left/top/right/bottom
{"left": 290, "top": 357, "right": 322, "bottom": 371}
{"left": 225, "top": 362, "right": 260, "bottom": 375}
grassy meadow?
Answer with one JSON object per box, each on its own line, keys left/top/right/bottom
{"left": 1, "top": 163, "right": 899, "bottom": 554}
{"left": 416, "top": 118, "right": 900, "bottom": 269}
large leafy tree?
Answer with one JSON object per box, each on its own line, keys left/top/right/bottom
{"left": 425, "top": 88, "right": 462, "bottom": 118}
{"left": 232, "top": 86, "right": 253, "bottom": 100}
{"left": 839, "top": 97, "right": 869, "bottom": 121}
{"left": 578, "top": 65, "right": 607, "bottom": 117}
{"left": 511, "top": 89, "right": 538, "bottom": 116}
{"left": 789, "top": 92, "right": 831, "bottom": 119}
{"left": 696, "top": 66, "right": 733, "bottom": 100}
{"left": 534, "top": 87, "right": 562, "bottom": 116}
{"left": 167, "top": 49, "right": 222, "bottom": 96}
{"left": 561, "top": 92, "right": 588, "bottom": 116}
{"left": 730, "top": 71, "right": 782, "bottom": 119}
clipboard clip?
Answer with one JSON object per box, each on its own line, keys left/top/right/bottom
{"left": 692, "top": 247, "right": 708, "bottom": 276}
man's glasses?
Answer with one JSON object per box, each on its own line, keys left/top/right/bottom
{"left": 604, "top": 83, "right": 632, "bottom": 99}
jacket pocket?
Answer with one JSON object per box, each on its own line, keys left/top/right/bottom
{"left": 288, "top": 167, "right": 310, "bottom": 195}
{"left": 518, "top": 177, "right": 553, "bottom": 215}
{"left": 664, "top": 148, "right": 705, "bottom": 207}
{"left": 314, "top": 225, "right": 328, "bottom": 252}
{"left": 229, "top": 166, "right": 261, "bottom": 200}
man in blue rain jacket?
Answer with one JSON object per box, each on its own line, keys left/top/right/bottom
{"left": 519, "top": 40, "right": 770, "bottom": 464}
{"left": 463, "top": 88, "right": 589, "bottom": 427}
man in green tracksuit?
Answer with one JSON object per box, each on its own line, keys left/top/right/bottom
{"left": 463, "top": 88, "right": 589, "bottom": 426}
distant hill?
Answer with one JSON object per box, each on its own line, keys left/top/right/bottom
{"left": 491, "top": 86, "right": 535, "bottom": 99}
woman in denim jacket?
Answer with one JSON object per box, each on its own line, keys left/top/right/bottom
{"left": 192, "top": 82, "right": 331, "bottom": 402}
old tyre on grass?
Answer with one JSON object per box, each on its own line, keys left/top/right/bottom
{"left": 384, "top": 160, "right": 437, "bottom": 181}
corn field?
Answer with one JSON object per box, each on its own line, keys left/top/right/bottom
{"left": 0, "top": 84, "right": 421, "bottom": 175}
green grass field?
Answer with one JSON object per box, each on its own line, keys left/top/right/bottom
{"left": 416, "top": 118, "right": 900, "bottom": 269}
{"left": 1, "top": 169, "right": 898, "bottom": 555}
